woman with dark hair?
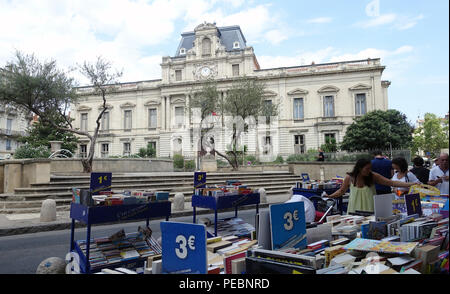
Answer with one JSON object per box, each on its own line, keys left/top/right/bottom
{"left": 325, "top": 158, "right": 416, "bottom": 214}
{"left": 391, "top": 157, "right": 420, "bottom": 196}
{"left": 410, "top": 156, "right": 430, "bottom": 185}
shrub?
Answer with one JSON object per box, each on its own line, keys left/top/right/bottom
{"left": 244, "top": 155, "right": 258, "bottom": 165}
{"left": 184, "top": 160, "right": 195, "bottom": 171}
{"left": 273, "top": 155, "right": 284, "bottom": 164}
{"left": 173, "top": 154, "right": 185, "bottom": 169}
{"left": 13, "top": 144, "right": 51, "bottom": 159}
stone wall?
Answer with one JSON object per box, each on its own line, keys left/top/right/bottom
{"left": 217, "top": 164, "right": 289, "bottom": 173}
{"left": 288, "top": 161, "right": 354, "bottom": 181}
{"left": 50, "top": 158, "right": 174, "bottom": 174}
{"left": 0, "top": 159, "right": 51, "bottom": 193}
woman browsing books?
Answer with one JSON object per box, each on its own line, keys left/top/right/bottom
{"left": 391, "top": 157, "right": 421, "bottom": 196}
{"left": 324, "top": 158, "right": 417, "bottom": 214}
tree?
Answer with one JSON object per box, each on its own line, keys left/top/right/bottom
{"left": 340, "top": 109, "right": 413, "bottom": 152}
{"left": 412, "top": 113, "right": 449, "bottom": 158}
{"left": 77, "top": 57, "right": 123, "bottom": 172}
{"left": 18, "top": 115, "right": 79, "bottom": 155}
{"left": 216, "top": 76, "right": 277, "bottom": 170}
{"left": 0, "top": 51, "right": 121, "bottom": 172}
{"left": 321, "top": 136, "right": 338, "bottom": 153}
{"left": 188, "top": 78, "right": 220, "bottom": 166}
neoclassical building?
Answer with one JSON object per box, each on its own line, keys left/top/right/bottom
{"left": 72, "top": 22, "right": 390, "bottom": 160}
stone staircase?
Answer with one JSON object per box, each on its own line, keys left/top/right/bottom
{"left": 0, "top": 171, "right": 300, "bottom": 214}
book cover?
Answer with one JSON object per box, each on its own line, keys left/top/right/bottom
{"left": 224, "top": 252, "right": 246, "bottom": 274}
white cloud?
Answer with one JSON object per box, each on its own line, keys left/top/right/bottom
{"left": 307, "top": 17, "right": 333, "bottom": 24}
{"left": 257, "top": 45, "right": 416, "bottom": 83}
{"left": 356, "top": 13, "right": 424, "bottom": 30}
{"left": 357, "top": 13, "right": 398, "bottom": 28}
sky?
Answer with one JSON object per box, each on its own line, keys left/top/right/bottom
{"left": 0, "top": 0, "right": 448, "bottom": 125}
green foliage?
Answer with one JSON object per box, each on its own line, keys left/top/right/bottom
{"left": 273, "top": 155, "right": 285, "bottom": 164}
{"left": 184, "top": 160, "right": 195, "bottom": 171}
{"left": 340, "top": 110, "right": 413, "bottom": 152}
{"left": 18, "top": 116, "right": 79, "bottom": 154}
{"left": 321, "top": 137, "right": 338, "bottom": 153}
{"left": 173, "top": 154, "right": 184, "bottom": 169}
{"left": 13, "top": 144, "right": 51, "bottom": 159}
{"left": 286, "top": 149, "right": 319, "bottom": 162}
{"left": 138, "top": 143, "right": 156, "bottom": 158}
{"left": 412, "top": 113, "right": 449, "bottom": 158}
{"left": 244, "top": 155, "right": 258, "bottom": 165}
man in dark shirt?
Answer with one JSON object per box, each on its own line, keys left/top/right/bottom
{"left": 371, "top": 150, "right": 393, "bottom": 194}
{"left": 410, "top": 156, "right": 430, "bottom": 184}
{"left": 317, "top": 148, "right": 325, "bottom": 162}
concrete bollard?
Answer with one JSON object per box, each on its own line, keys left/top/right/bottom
{"left": 40, "top": 199, "right": 56, "bottom": 222}
{"left": 173, "top": 192, "right": 185, "bottom": 212}
{"left": 258, "top": 188, "right": 267, "bottom": 204}
{"left": 36, "top": 257, "right": 66, "bottom": 274}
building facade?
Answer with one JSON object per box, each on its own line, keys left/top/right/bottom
{"left": 0, "top": 104, "right": 30, "bottom": 159}
{"left": 72, "top": 22, "right": 390, "bottom": 160}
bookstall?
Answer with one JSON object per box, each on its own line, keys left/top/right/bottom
{"left": 292, "top": 175, "right": 347, "bottom": 214}
{"left": 68, "top": 172, "right": 172, "bottom": 274}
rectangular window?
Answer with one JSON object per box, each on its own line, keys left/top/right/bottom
{"left": 101, "top": 111, "right": 110, "bottom": 131}
{"left": 325, "top": 133, "right": 336, "bottom": 144}
{"left": 355, "top": 93, "right": 367, "bottom": 116}
{"left": 293, "top": 98, "right": 304, "bottom": 120}
{"left": 123, "top": 142, "right": 131, "bottom": 156}
{"left": 80, "top": 113, "right": 88, "bottom": 131}
{"left": 175, "top": 70, "right": 182, "bottom": 81}
{"left": 148, "top": 141, "right": 157, "bottom": 151}
{"left": 232, "top": 64, "right": 240, "bottom": 76}
{"left": 264, "top": 100, "right": 272, "bottom": 124}
{"left": 80, "top": 144, "right": 87, "bottom": 158}
{"left": 294, "top": 135, "right": 305, "bottom": 154}
{"left": 148, "top": 108, "right": 157, "bottom": 129}
{"left": 101, "top": 143, "right": 109, "bottom": 158}
{"left": 175, "top": 107, "right": 184, "bottom": 127}
{"left": 323, "top": 95, "right": 334, "bottom": 117}
{"left": 124, "top": 110, "right": 132, "bottom": 130}
{"left": 6, "top": 139, "right": 11, "bottom": 150}
{"left": 6, "top": 118, "right": 12, "bottom": 135}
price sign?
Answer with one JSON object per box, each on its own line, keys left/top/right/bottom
{"left": 301, "top": 173, "right": 310, "bottom": 182}
{"left": 405, "top": 193, "right": 422, "bottom": 216}
{"left": 269, "top": 202, "right": 307, "bottom": 250}
{"left": 194, "top": 172, "right": 207, "bottom": 189}
{"left": 90, "top": 172, "right": 112, "bottom": 195}
{"left": 160, "top": 222, "right": 207, "bottom": 274}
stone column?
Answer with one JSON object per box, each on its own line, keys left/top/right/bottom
{"left": 161, "top": 96, "right": 166, "bottom": 130}
{"left": 166, "top": 96, "right": 171, "bottom": 131}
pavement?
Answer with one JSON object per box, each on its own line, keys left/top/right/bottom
{"left": 0, "top": 194, "right": 290, "bottom": 237}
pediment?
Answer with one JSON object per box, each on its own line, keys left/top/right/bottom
{"left": 349, "top": 83, "right": 372, "bottom": 91}
{"left": 317, "top": 85, "right": 340, "bottom": 93}
{"left": 262, "top": 90, "right": 278, "bottom": 97}
{"left": 98, "top": 103, "right": 113, "bottom": 110}
{"left": 144, "top": 99, "right": 161, "bottom": 106}
{"left": 120, "top": 102, "right": 136, "bottom": 108}
{"left": 287, "top": 88, "right": 309, "bottom": 96}
{"left": 77, "top": 105, "right": 92, "bottom": 111}
{"left": 171, "top": 97, "right": 186, "bottom": 104}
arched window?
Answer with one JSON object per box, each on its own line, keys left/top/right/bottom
{"left": 202, "top": 38, "right": 211, "bottom": 56}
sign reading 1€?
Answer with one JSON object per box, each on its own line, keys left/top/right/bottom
{"left": 160, "top": 222, "right": 207, "bottom": 274}
{"left": 269, "top": 202, "right": 307, "bottom": 250}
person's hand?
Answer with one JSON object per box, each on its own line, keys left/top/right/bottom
{"left": 443, "top": 176, "right": 449, "bottom": 182}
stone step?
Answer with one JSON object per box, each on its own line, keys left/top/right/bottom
{"left": 31, "top": 175, "right": 300, "bottom": 188}
{"left": 22, "top": 177, "right": 299, "bottom": 194}
{"left": 47, "top": 172, "right": 295, "bottom": 182}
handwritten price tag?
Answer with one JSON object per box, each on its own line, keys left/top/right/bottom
{"left": 405, "top": 193, "right": 422, "bottom": 216}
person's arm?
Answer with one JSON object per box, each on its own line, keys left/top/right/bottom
{"left": 373, "top": 172, "right": 416, "bottom": 188}
{"left": 427, "top": 169, "right": 441, "bottom": 186}
{"left": 326, "top": 175, "right": 351, "bottom": 199}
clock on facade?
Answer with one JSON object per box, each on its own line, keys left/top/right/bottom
{"left": 200, "top": 66, "right": 211, "bottom": 77}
